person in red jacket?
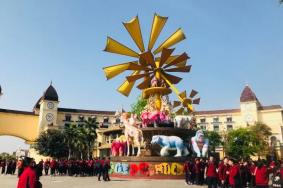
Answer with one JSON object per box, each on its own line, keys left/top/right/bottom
{"left": 17, "top": 157, "right": 38, "bottom": 188}
{"left": 255, "top": 160, "right": 269, "bottom": 188}
{"left": 218, "top": 157, "right": 230, "bottom": 188}
{"left": 50, "top": 159, "right": 56, "bottom": 176}
{"left": 228, "top": 158, "right": 241, "bottom": 188}
{"left": 205, "top": 156, "right": 218, "bottom": 188}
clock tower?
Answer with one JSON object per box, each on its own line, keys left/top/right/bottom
{"left": 37, "top": 84, "right": 59, "bottom": 133}
{"left": 240, "top": 85, "right": 260, "bottom": 125}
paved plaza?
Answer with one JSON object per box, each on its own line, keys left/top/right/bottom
{"left": 0, "top": 175, "right": 206, "bottom": 188}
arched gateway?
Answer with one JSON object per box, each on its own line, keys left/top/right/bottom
{"left": 0, "top": 84, "right": 59, "bottom": 148}
{"left": 0, "top": 83, "right": 117, "bottom": 161}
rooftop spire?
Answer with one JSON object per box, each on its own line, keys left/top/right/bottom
{"left": 240, "top": 85, "right": 258, "bottom": 103}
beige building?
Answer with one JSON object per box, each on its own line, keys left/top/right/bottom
{"left": 195, "top": 85, "right": 283, "bottom": 158}
{"left": 0, "top": 84, "right": 282, "bottom": 160}
{"left": 0, "top": 84, "right": 118, "bottom": 160}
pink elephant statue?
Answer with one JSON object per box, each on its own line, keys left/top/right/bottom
{"left": 111, "top": 140, "right": 127, "bottom": 156}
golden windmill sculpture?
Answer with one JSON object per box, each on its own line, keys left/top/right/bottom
{"left": 103, "top": 14, "right": 200, "bottom": 114}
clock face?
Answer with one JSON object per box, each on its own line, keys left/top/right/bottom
{"left": 46, "top": 113, "right": 54, "bottom": 122}
{"left": 245, "top": 114, "right": 253, "bottom": 122}
{"left": 47, "top": 102, "right": 54, "bottom": 109}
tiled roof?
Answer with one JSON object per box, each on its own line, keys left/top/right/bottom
{"left": 240, "top": 85, "right": 258, "bottom": 102}
{"left": 43, "top": 85, "right": 58, "bottom": 101}
{"left": 195, "top": 109, "right": 240, "bottom": 115}
{"left": 0, "top": 108, "right": 37, "bottom": 116}
{"left": 259, "top": 105, "right": 283, "bottom": 111}
{"left": 195, "top": 105, "right": 282, "bottom": 115}
{"left": 58, "top": 108, "right": 116, "bottom": 115}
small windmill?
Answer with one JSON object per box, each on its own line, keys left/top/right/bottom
{"left": 173, "top": 90, "right": 200, "bottom": 115}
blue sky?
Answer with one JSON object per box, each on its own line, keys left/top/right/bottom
{"left": 0, "top": 0, "right": 283, "bottom": 153}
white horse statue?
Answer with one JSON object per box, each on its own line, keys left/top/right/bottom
{"left": 120, "top": 113, "right": 143, "bottom": 156}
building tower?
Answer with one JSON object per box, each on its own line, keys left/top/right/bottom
{"left": 37, "top": 84, "right": 59, "bottom": 133}
{"left": 0, "top": 85, "right": 2, "bottom": 96}
{"left": 240, "top": 85, "right": 261, "bottom": 125}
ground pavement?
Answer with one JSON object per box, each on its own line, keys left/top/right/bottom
{"left": 0, "top": 175, "right": 206, "bottom": 188}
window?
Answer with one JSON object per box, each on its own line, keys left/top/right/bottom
{"left": 227, "top": 117, "right": 232, "bottom": 122}
{"left": 227, "top": 124, "right": 233, "bottom": 131}
{"left": 200, "top": 118, "right": 206, "bottom": 123}
{"left": 213, "top": 117, "right": 219, "bottom": 122}
{"left": 65, "top": 114, "right": 72, "bottom": 121}
{"left": 213, "top": 125, "right": 219, "bottom": 132}
{"left": 78, "top": 115, "right": 84, "bottom": 122}
{"left": 200, "top": 124, "right": 206, "bottom": 130}
{"left": 88, "top": 116, "right": 96, "bottom": 121}
{"left": 103, "top": 117, "right": 109, "bottom": 123}
{"left": 115, "top": 118, "right": 121, "bottom": 124}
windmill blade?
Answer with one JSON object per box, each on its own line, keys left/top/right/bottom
{"left": 117, "top": 71, "right": 140, "bottom": 96}
{"left": 175, "top": 107, "right": 184, "bottom": 115}
{"left": 153, "top": 28, "right": 186, "bottom": 55}
{"left": 161, "top": 72, "right": 182, "bottom": 84}
{"left": 136, "top": 75, "right": 154, "bottom": 89}
{"left": 103, "top": 61, "right": 147, "bottom": 80}
{"left": 164, "top": 65, "right": 191, "bottom": 73}
{"left": 104, "top": 37, "right": 139, "bottom": 58}
{"left": 163, "top": 52, "right": 189, "bottom": 68}
{"left": 183, "top": 98, "right": 192, "bottom": 106}
{"left": 126, "top": 72, "right": 152, "bottom": 82}
{"left": 175, "top": 60, "right": 187, "bottom": 67}
{"left": 159, "top": 48, "right": 175, "bottom": 67}
{"left": 148, "top": 14, "right": 168, "bottom": 51}
{"left": 173, "top": 101, "right": 181, "bottom": 108}
{"left": 156, "top": 55, "right": 187, "bottom": 67}
{"left": 140, "top": 51, "right": 156, "bottom": 68}
{"left": 189, "top": 89, "right": 198, "bottom": 98}
{"left": 178, "top": 91, "right": 187, "bottom": 99}
{"left": 192, "top": 98, "right": 200, "bottom": 105}
{"left": 123, "top": 16, "right": 145, "bottom": 52}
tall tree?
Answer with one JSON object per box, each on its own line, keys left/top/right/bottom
{"left": 249, "top": 122, "right": 272, "bottom": 157}
{"left": 131, "top": 95, "right": 147, "bottom": 118}
{"left": 205, "top": 131, "right": 223, "bottom": 154}
{"left": 34, "top": 129, "right": 68, "bottom": 159}
{"left": 225, "top": 128, "right": 258, "bottom": 160}
{"left": 83, "top": 117, "right": 99, "bottom": 159}
{"left": 64, "top": 124, "right": 78, "bottom": 159}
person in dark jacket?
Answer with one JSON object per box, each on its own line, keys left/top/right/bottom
{"left": 218, "top": 157, "right": 230, "bottom": 188}
{"left": 97, "top": 157, "right": 104, "bottom": 181}
{"left": 103, "top": 157, "right": 111, "bottom": 181}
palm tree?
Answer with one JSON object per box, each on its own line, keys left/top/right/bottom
{"left": 64, "top": 125, "right": 78, "bottom": 159}
{"left": 73, "top": 126, "right": 88, "bottom": 159}
{"left": 83, "top": 117, "right": 99, "bottom": 159}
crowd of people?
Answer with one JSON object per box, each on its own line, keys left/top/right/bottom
{"left": 0, "top": 159, "right": 17, "bottom": 175}
{"left": 184, "top": 156, "right": 283, "bottom": 188}
{"left": 1, "top": 157, "right": 111, "bottom": 188}
{"left": 2, "top": 156, "right": 283, "bottom": 188}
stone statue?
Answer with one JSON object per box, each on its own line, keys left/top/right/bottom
{"left": 151, "top": 135, "right": 189, "bottom": 157}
